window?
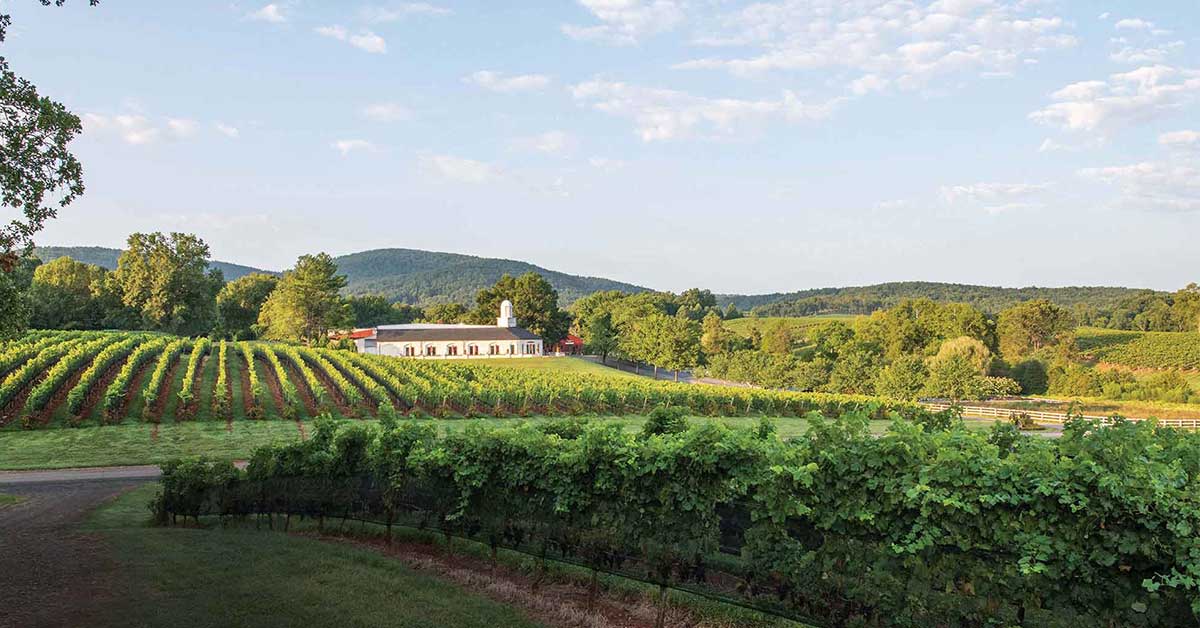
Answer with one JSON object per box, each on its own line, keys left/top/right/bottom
{"left": 488, "top": 344, "right": 499, "bottom": 355}
{"left": 447, "top": 345, "right": 458, "bottom": 356}
{"left": 425, "top": 345, "right": 437, "bottom": 356}
{"left": 404, "top": 345, "right": 415, "bottom": 357}
{"left": 467, "top": 344, "right": 479, "bottom": 356}
{"left": 524, "top": 343, "right": 537, "bottom": 355}
{"left": 507, "top": 344, "right": 514, "bottom": 355}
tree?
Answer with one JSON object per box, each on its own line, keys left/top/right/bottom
{"left": 722, "top": 303, "right": 742, "bottom": 320}
{"left": 345, "top": 294, "right": 422, "bottom": 327}
{"left": 0, "top": 254, "right": 39, "bottom": 336}
{"left": 657, "top": 316, "right": 701, "bottom": 381}
{"left": 112, "top": 232, "right": 223, "bottom": 335}
{"left": 875, "top": 355, "right": 929, "bottom": 401}
{"left": 569, "top": 290, "right": 627, "bottom": 337}
{"left": 760, "top": 320, "right": 794, "bottom": 355}
{"left": 585, "top": 312, "right": 618, "bottom": 363}
{"left": 997, "top": 299, "right": 1075, "bottom": 359}
{"left": 422, "top": 302, "right": 466, "bottom": 324}
{"left": 931, "top": 336, "right": 993, "bottom": 376}
{"left": 0, "top": 2, "right": 94, "bottom": 268}
{"left": 27, "top": 256, "right": 107, "bottom": 329}
{"left": 924, "top": 354, "right": 984, "bottom": 400}
{"left": 699, "top": 311, "right": 738, "bottom": 357}
{"left": 257, "top": 253, "right": 351, "bottom": 344}
{"left": 470, "top": 272, "right": 570, "bottom": 346}
{"left": 217, "top": 273, "right": 278, "bottom": 339}
{"left": 824, "top": 343, "right": 881, "bottom": 394}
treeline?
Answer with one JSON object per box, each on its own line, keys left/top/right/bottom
{"left": 698, "top": 298, "right": 1200, "bottom": 405}
{"left": 0, "top": 232, "right": 581, "bottom": 347}
{"left": 742, "top": 281, "right": 1200, "bottom": 330}
{"left": 157, "top": 414, "right": 1200, "bottom": 627}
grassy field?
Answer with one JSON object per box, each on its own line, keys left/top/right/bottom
{"left": 0, "top": 492, "right": 22, "bottom": 508}
{"left": 724, "top": 315, "right": 859, "bottom": 339}
{"left": 85, "top": 484, "right": 543, "bottom": 628}
{"left": 457, "top": 356, "right": 642, "bottom": 379}
{"left": 974, "top": 397, "right": 1200, "bottom": 421}
{"left": 0, "top": 415, "right": 966, "bottom": 470}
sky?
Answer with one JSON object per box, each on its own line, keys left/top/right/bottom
{"left": 3, "top": 0, "right": 1198, "bottom": 294}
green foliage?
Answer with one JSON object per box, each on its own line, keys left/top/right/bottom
{"left": 216, "top": 273, "right": 277, "bottom": 340}
{"left": 346, "top": 294, "right": 421, "bottom": 327}
{"left": 1010, "top": 358, "right": 1049, "bottom": 394}
{"left": 212, "top": 340, "right": 230, "bottom": 418}
{"left": 640, "top": 404, "right": 689, "bottom": 436}
{"left": 112, "top": 232, "right": 223, "bottom": 335}
{"left": 997, "top": 298, "right": 1075, "bottom": 359}
{"left": 102, "top": 337, "right": 168, "bottom": 423}
{"left": 257, "top": 253, "right": 351, "bottom": 345}
{"left": 874, "top": 355, "right": 928, "bottom": 400}
{"left": 584, "top": 311, "right": 618, "bottom": 361}
{"left": 468, "top": 272, "right": 571, "bottom": 346}
{"left": 1076, "top": 327, "right": 1200, "bottom": 370}
{"left": 159, "top": 417, "right": 1200, "bottom": 627}
{"left": 176, "top": 337, "right": 210, "bottom": 411}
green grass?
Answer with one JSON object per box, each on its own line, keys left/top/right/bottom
{"left": 85, "top": 484, "right": 543, "bottom": 628}
{"left": 457, "top": 356, "right": 643, "bottom": 379}
{"left": 0, "top": 415, "right": 944, "bottom": 470}
{"left": 1076, "top": 327, "right": 1200, "bottom": 370}
{"left": 0, "top": 493, "right": 23, "bottom": 508}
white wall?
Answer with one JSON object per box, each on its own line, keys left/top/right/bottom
{"left": 369, "top": 339, "right": 544, "bottom": 359}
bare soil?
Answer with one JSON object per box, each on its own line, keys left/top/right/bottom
{"left": 110, "top": 360, "right": 154, "bottom": 425}
{"left": 148, "top": 354, "right": 182, "bottom": 420}
{"left": 257, "top": 356, "right": 287, "bottom": 415}
{"left": 305, "top": 357, "right": 354, "bottom": 416}
{"left": 32, "top": 368, "right": 85, "bottom": 428}
{"left": 179, "top": 354, "right": 208, "bottom": 420}
{"left": 80, "top": 362, "right": 122, "bottom": 425}
{"left": 281, "top": 360, "right": 319, "bottom": 416}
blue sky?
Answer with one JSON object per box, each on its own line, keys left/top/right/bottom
{"left": 4, "top": 1, "right": 1198, "bottom": 293}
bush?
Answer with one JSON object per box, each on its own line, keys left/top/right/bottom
{"left": 641, "top": 404, "right": 689, "bottom": 436}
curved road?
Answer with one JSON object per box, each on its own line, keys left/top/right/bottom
{"left": 0, "top": 466, "right": 160, "bottom": 628}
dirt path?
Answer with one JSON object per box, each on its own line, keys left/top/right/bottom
{"left": 0, "top": 472, "right": 154, "bottom": 628}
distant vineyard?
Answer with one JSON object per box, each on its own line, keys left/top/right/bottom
{"left": 0, "top": 330, "right": 922, "bottom": 428}
{"left": 724, "top": 315, "right": 858, "bottom": 339}
{"left": 1076, "top": 327, "right": 1200, "bottom": 370}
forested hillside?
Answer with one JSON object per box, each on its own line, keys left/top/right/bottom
{"left": 35, "top": 246, "right": 270, "bottom": 282}
{"left": 335, "top": 248, "right": 647, "bottom": 306}
{"left": 724, "top": 281, "right": 1154, "bottom": 316}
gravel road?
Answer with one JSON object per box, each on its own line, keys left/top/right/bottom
{"left": 0, "top": 467, "right": 158, "bottom": 628}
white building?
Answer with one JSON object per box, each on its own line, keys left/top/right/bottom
{"left": 352, "top": 300, "right": 544, "bottom": 359}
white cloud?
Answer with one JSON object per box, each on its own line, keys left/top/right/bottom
{"left": 361, "top": 3, "right": 450, "bottom": 21}
{"left": 849, "top": 74, "right": 889, "bottom": 95}
{"left": 214, "top": 122, "right": 240, "bottom": 139}
{"left": 332, "top": 139, "right": 377, "bottom": 156}
{"left": 361, "top": 102, "right": 412, "bottom": 122}
{"left": 512, "top": 130, "right": 575, "bottom": 154}
{"left": 1110, "top": 42, "right": 1185, "bottom": 65}
{"left": 86, "top": 113, "right": 231, "bottom": 144}
{"left": 562, "top": 0, "right": 684, "bottom": 45}
{"left": 1098, "top": 12, "right": 1110, "bottom": 20}
{"left": 315, "top": 25, "right": 387, "bottom": 53}
{"left": 166, "top": 118, "right": 198, "bottom": 139}
{"left": 940, "top": 182, "right": 1051, "bottom": 213}
{"left": 1114, "top": 18, "right": 1154, "bottom": 31}
{"left": 248, "top": 3, "right": 287, "bottom": 23}
{"left": 675, "top": 0, "right": 1075, "bottom": 91}
{"left": 1030, "top": 65, "right": 1200, "bottom": 134}
{"left": 1079, "top": 162, "right": 1200, "bottom": 212}
{"left": 571, "top": 79, "right": 842, "bottom": 141}
{"left": 464, "top": 71, "right": 551, "bottom": 93}
{"left": 421, "top": 155, "right": 500, "bottom": 183}
{"left": 1159, "top": 130, "right": 1200, "bottom": 150}
{"left": 588, "top": 156, "right": 625, "bottom": 171}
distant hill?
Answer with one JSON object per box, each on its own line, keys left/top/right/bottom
{"left": 719, "top": 282, "right": 1158, "bottom": 317}
{"left": 334, "top": 248, "right": 648, "bottom": 306}
{"left": 33, "top": 246, "right": 273, "bottom": 282}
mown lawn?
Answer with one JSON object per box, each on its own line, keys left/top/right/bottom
{"left": 0, "top": 415, "right": 950, "bottom": 470}
{"left": 86, "top": 484, "right": 543, "bottom": 628}
{"left": 457, "top": 356, "right": 643, "bottom": 379}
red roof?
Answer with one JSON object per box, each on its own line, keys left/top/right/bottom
{"left": 562, "top": 334, "right": 583, "bottom": 345}
{"left": 346, "top": 329, "right": 376, "bottom": 340}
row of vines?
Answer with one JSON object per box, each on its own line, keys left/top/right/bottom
{"left": 0, "top": 330, "right": 924, "bottom": 429}
{"left": 157, "top": 415, "right": 1200, "bottom": 627}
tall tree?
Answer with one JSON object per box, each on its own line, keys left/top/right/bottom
{"left": 761, "top": 320, "right": 794, "bottom": 355}
{"left": 217, "top": 273, "right": 278, "bottom": 339}
{"left": 657, "top": 315, "right": 701, "bottom": 381}
{"left": 345, "top": 294, "right": 422, "bottom": 327}
{"left": 470, "top": 272, "right": 570, "bottom": 345}
{"left": 257, "top": 253, "right": 351, "bottom": 344}
{"left": 0, "top": 1, "right": 95, "bottom": 268}
{"left": 421, "top": 302, "right": 466, "bottom": 324}
{"left": 997, "top": 299, "right": 1075, "bottom": 359}
{"left": 699, "top": 311, "right": 738, "bottom": 357}
{"left": 584, "top": 311, "right": 618, "bottom": 363}
{"left": 112, "top": 232, "right": 222, "bottom": 335}
{"left": 27, "top": 255, "right": 107, "bottom": 329}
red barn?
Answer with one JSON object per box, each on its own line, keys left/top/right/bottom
{"left": 550, "top": 334, "right": 584, "bottom": 355}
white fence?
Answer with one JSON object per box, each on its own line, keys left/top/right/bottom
{"left": 920, "top": 402, "right": 1200, "bottom": 431}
